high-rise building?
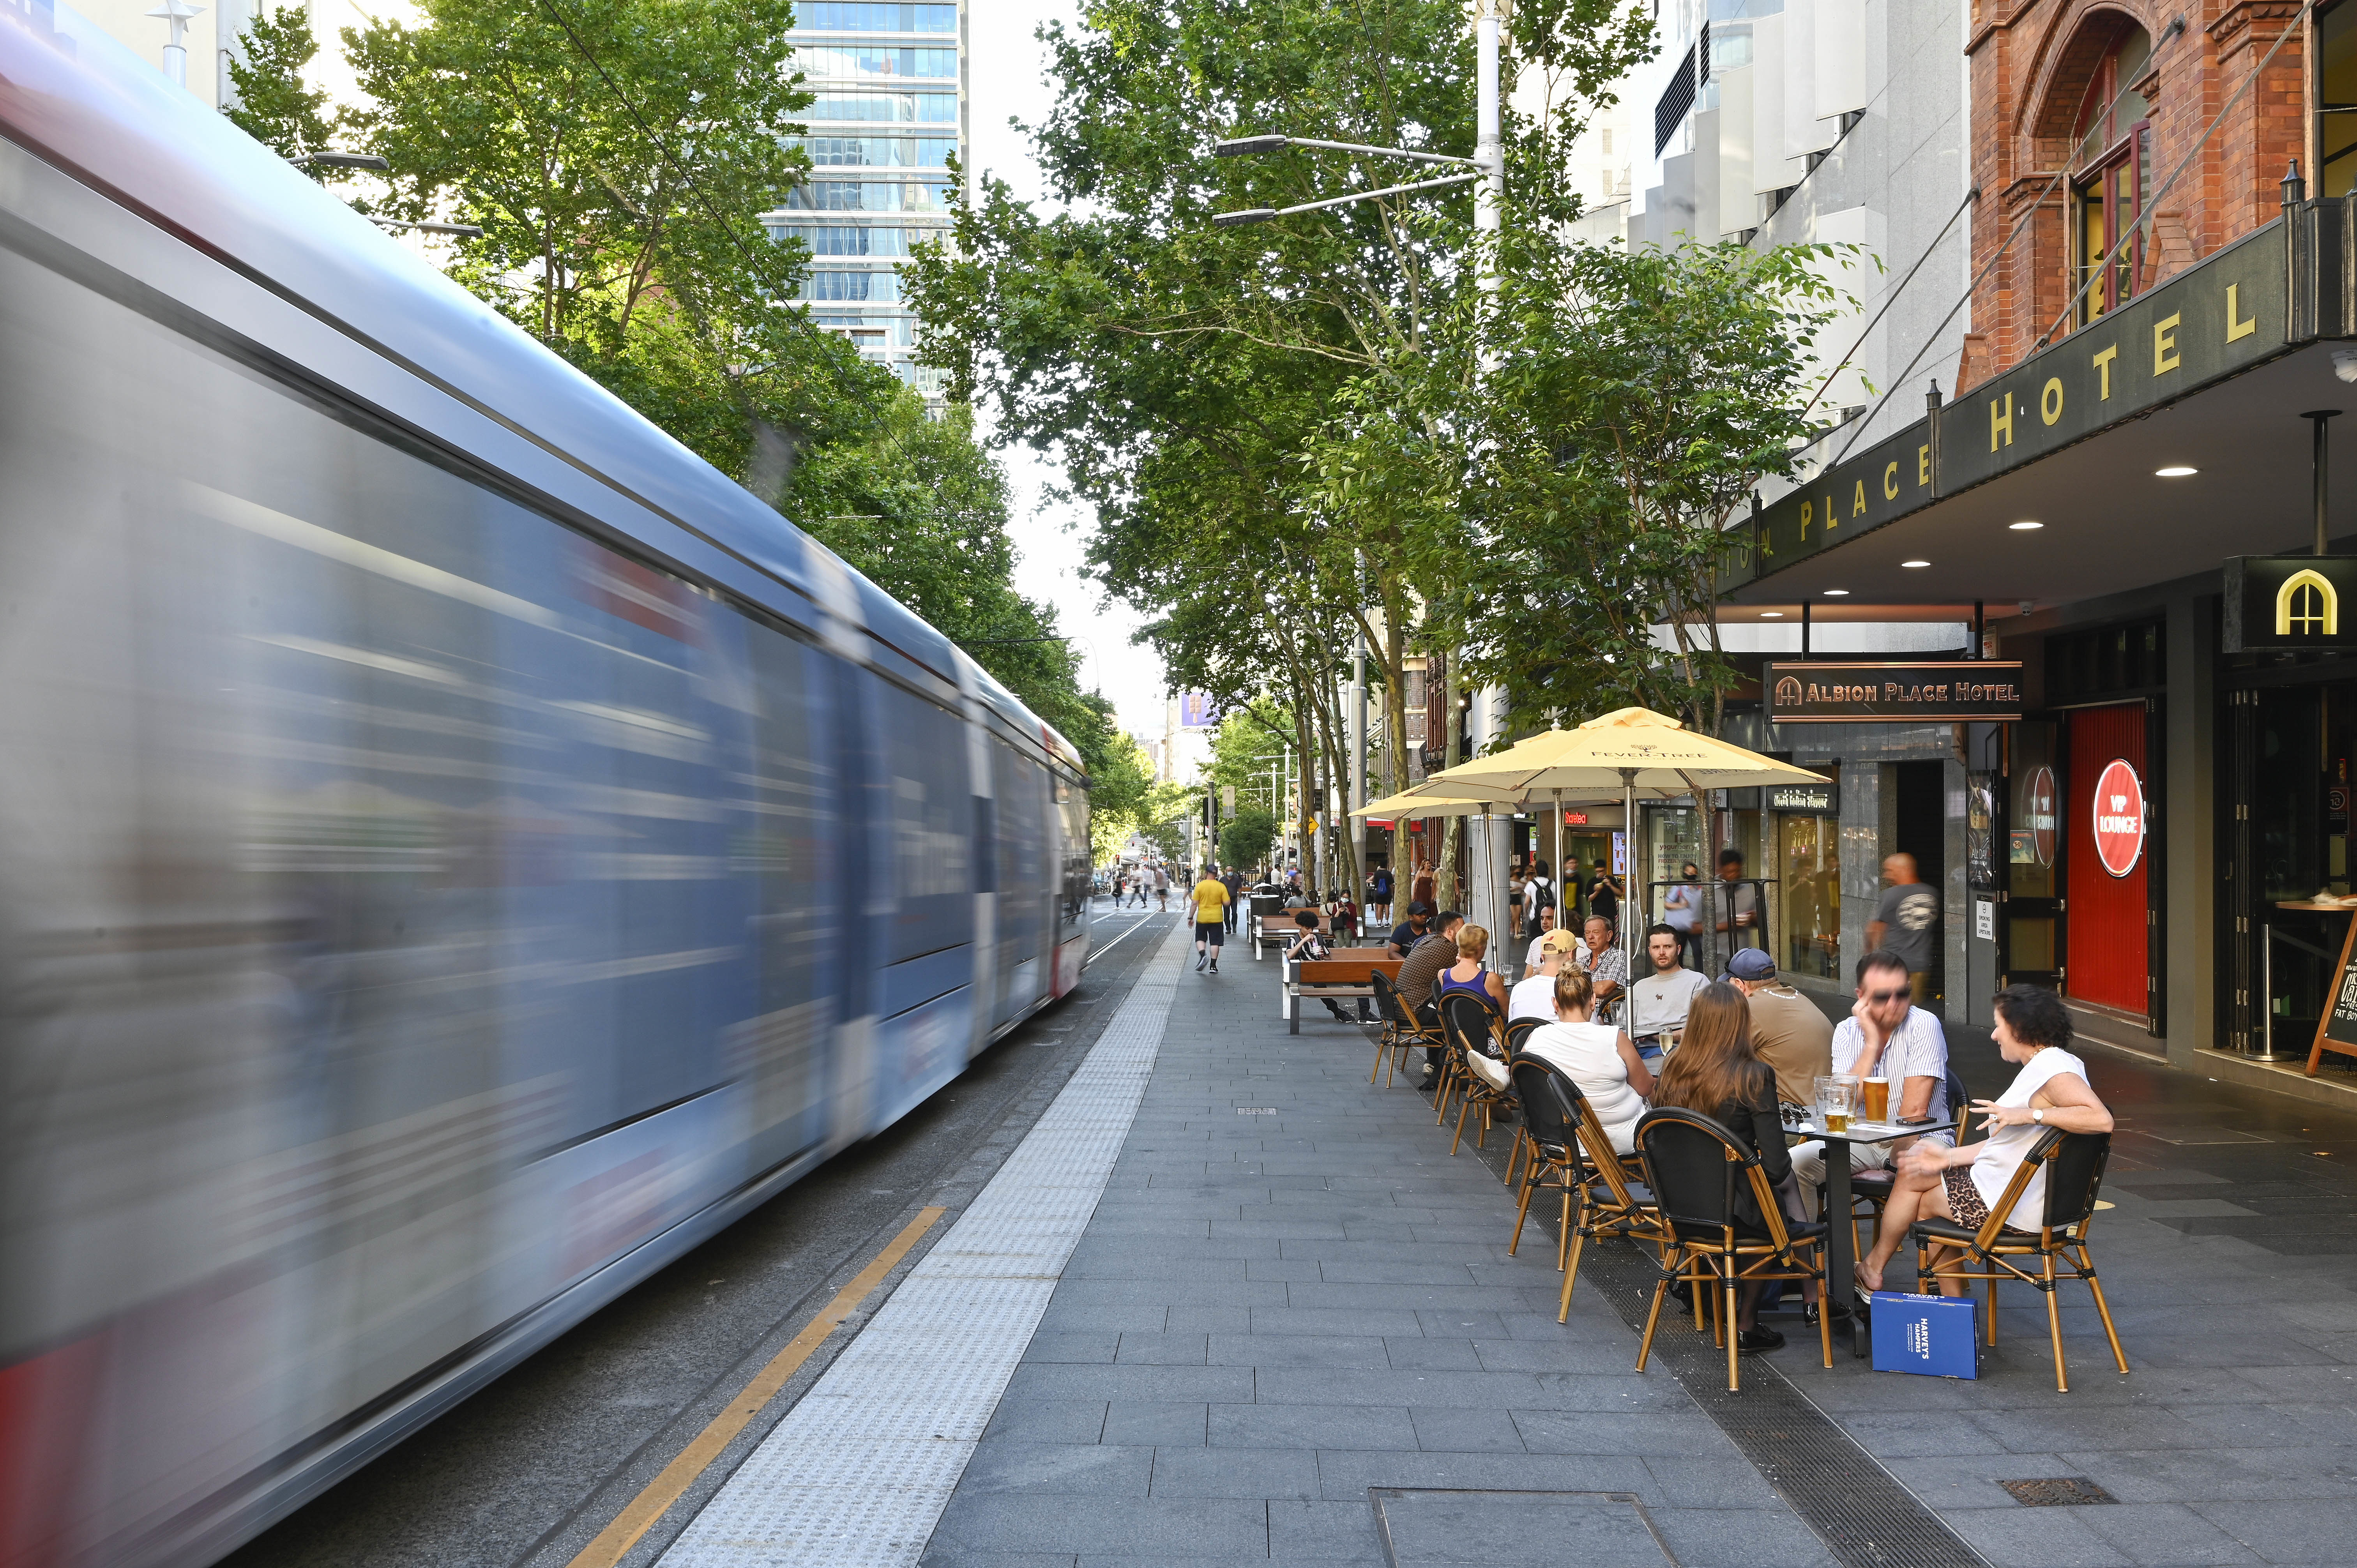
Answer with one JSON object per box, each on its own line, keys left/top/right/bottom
{"left": 767, "top": 1, "right": 966, "bottom": 403}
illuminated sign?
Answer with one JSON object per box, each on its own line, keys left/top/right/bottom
{"left": 2092, "top": 758, "right": 2147, "bottom": 878}
{"left": 1767, "top": 661, "right": 2025, "bottom": 722}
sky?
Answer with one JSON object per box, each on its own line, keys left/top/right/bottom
{"left": 968, "top": 0, "right": 1173, "bottom": 740}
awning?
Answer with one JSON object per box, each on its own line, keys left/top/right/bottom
{"left": 1721, "top": 209, "right": 2357, "bottom": 610}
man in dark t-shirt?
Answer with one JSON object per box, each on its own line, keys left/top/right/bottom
{"left": 1866, "top": 853, "right": 1940, "bottom": 1003}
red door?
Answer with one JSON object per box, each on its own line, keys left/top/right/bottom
{"left": 2065, "top": 703, "right": 2149, "bottom": 1014}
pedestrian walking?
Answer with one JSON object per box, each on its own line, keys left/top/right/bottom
{"left": 1367, "top": 861, "right": 1394, "bottom": 925}
{"left": 1155, "top": 864, "right": 1170, "bottom": 912}
{"left": 1190, "top": 869, "right": 1230, "bottom": 972}
{"left": 1221, "top": 864, "right": 1244, "bottom": 931}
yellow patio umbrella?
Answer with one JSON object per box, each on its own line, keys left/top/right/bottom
{"left": 1351, "top": 783, "right": 1498, "bottom": 820}
{"left": 1431, "top": 707, "right": 1828, "bottom": 977}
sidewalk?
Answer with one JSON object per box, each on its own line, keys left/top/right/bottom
{"left": 919, "top": 936, "right": 1841, "bottom": 1567}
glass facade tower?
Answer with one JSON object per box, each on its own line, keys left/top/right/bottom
{"left": 769, "top": 1, "right": 965, "bottom": 401}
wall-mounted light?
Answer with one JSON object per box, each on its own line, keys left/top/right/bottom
{"left": 2009, "top": 520, "right": 2044, "bottom": 530}
{"left": 2155, "top": 465, "right": 2198, "bottom": 478}
{"left": 1901, "top": 560, "right": 1930, "bottom": 568}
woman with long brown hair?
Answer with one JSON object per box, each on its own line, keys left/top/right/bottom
{"left": 1647, "top": 982, "right": 1806, "bottom": 1351}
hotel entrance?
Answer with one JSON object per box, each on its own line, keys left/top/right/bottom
{"left": 2225, "top": 674, "right": 2357, "bottom": 1066}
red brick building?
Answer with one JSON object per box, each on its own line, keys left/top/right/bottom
{"left": 1959, "top": 1, "right": 2311, "bottom": 392}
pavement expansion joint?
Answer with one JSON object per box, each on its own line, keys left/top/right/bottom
{"left": 650, "top": 922, "right": 1186, "bottom": 1568}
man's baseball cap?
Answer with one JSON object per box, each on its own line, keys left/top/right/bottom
{"left": 1723, "top": 948, "right": 1777, "bottom": 982}
{"left": 1540, "top": 928, "right": 1581, "bottom": 955}
{"left": 1406, "top": 900, "right": 1434, "bottom": 916}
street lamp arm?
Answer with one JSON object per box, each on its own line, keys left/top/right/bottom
{"left": 1213, "top": 170, "right": 1481, "bottom": 227}
{"left": 1215, "top": 134, "right": 1480, "bottom": 169}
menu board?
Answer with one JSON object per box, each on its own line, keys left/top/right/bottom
{"left": 2308, "top": 917, "right": 2357, "bottom": 1075}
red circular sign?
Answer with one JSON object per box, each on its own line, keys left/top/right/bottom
{"left": 2092, "top": 758, "right": 2146, "bottom": 879}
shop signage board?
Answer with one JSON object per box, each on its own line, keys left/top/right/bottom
{"left": 1723, "top": 219, "right": 2291, "bottom": 593}
{"left": 2222, "top": 555, "right": 2357, "bottom": 651}
{"left": 2091, "top": 758, "right": 2146, "bottom": 877}
{"left": 1766, "top": 782, "right": 1836, "bottom": 813}
{"left": 1766, "top": 661, "right": 2025, "bottom": 723}
{"left": 2307, "top": 920, "right": 2357, "bottom": 1076}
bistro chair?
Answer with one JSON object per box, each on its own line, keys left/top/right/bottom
{"left": 1368, "top": 971, "right": 1437, "bottom": 1087}
{"left": 1439, "top": 991, "right": 1511, "bottom": 1154}
{"left": 1505, "top": 1057, "right": 1663, "bottom": 1322}
{"left": 1634, "top": 1107, "right": 1834, "bottom": 1392}
{"left": 1827, "top": 1067, "right": 1977, "bottom": 1258}
{"left": 1909, "top": 1130, "right": 2129, "bottom": 1393}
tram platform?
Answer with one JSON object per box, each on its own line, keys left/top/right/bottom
{"left": 643, "top": 922, "right": 2357, "bottom": 1568}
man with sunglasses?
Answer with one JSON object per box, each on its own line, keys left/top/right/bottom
{"left": 1790, "top": 950, "right": 1951, "bottom": 1206}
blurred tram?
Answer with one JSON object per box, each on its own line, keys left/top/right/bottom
{"left": 0, "top": 10, "right": 1092, "bottom": 1565}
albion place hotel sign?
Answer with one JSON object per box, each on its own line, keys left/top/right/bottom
{"left": 1766, "top": 662, "right": 2026, "bottom": 723}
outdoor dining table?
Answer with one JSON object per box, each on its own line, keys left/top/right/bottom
{"left": 1786, "top": 1113, "right": 1961, "bottom": 1354}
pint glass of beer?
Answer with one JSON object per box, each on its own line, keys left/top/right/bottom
{"left": 1861, "top": 1075, "right": 1890, "bottom": 1122}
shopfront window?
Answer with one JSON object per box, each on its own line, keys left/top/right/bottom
{"left": 2322, "top": 1, "right": 2357, "bottom": 198}
{"left": 1775, "top": 774, "right": 1839, "bottom": 979}
{"left": 2071, "top": 21, "right": 2152, "bottom": 323}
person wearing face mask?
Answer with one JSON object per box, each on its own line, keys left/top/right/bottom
{"left": 1789, "top": 950, "right": 1951, "bottom": 1205}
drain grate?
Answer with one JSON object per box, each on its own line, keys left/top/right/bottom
{"left": 1998, "top": 1478, "right": 2118, "bottom": 1507}
{"left": 1369, "top": 1489, "right": 1677, "bottom": 1567}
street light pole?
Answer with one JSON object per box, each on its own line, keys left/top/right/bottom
{"left": 148, "top": 0, "right": 204, "bottom": 89}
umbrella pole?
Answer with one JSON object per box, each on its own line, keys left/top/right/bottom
{"left": 1620, "top": 768, "right": 1639, "bottom": 1008}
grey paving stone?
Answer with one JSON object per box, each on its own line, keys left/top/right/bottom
{"left": 1646, "top": 1506, "right": 1839, "bottom": 1568}
{"left": 1101, "top": 1402, "right": 1209, "bottom": 1448}
{"left": 986, "top": 1400, "right": 1110, "bottom": 1444}
{"left": 1381, "top": 1337, "right": 1484, "bottom": 1371}
{"left": 1470, "top": 1337, "right": 1650, "bottom": 1374}
{"left": 918, "top": 1550, "right": 1078, "bottom": 1568}
{"left": 1368, "top": 1488, "right": 1675, "bottom": 1567}
{"left": 1206, "top": 1402, "right": 1421, "bottom": 1451}
{"left": 1148, "top": 1445, "right": 1320, "bottom": 1500}
{"left": 1405, "top": 1405, "right": 1527, "bottom": 1453}
{"left": 1204, "top": 1333, "right": 1389, "bottom": 1368}
{"left": 1025, "top": 1333, "right": 1121, "bottom": 1365}
{"left": 2189, "top": 1497, "right": 2357, "bottom": 1563}
{"left": 1967, "top": 1404, "right": 2214, "bottom": 1455}
{"left": 2065, "top": 1445, "right": 2350, "bottom": 1503}
{"left": 2068, "top": 1502, "right": 2267, "bottom": 1566}
{"left": 1830, "top": 1411, "right": 2011, "bottom": 1458}
{"left": 1114, "top": 1333, "right": 1210, "bottom": 1366}
{"left": 1312, "top": 1448, "right": 1651, "bottom": 1500}
{"left": 1509, "top": 1409, "right": 1730, "bottom": 1456}
{"left": 1162, "top": 1305, "right": 1254, "bottom": 1335}
{"left": 1942, "top": 1506, "right": 2135, "bottom": 1567}
{"left": 1264, "top": 1499, "right": 1389, "bottom": 1563}
{"left": 1639, "top": 1455, "right": 1785, "bottom": 1510}
{"left": 1005, "top": 1364, "right": 1257, "bottom": 1404}
{"left": 1415, "top": 1310, "right": 1512, "bottom": 1338}
{"left": 958, "top": 1442, "right": 1156, "bottom": 1499}
{"left": 1246, "top": 1307, "right": 1430, "bottom": 1337}
{"left": 926, "top": 1496, "right": 1271, "bottom": 1558}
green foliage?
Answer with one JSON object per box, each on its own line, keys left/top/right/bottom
{"left": 1135, "top": 779, "right": 1202, "bottom": 865}
{"left": 1086, "top": 731, "right": 1156, "bottom": 863}
{"left": 1219, "top": 807, "right": 1276, "bottom": 874}
{"left": 225, "top": 4, "right": 336, "bottom": 164}
{"left": 247, "top": 0, "right": 1122, "bottom": 793}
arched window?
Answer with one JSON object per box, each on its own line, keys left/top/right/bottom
{"left": 2071, "top": 21, "right": 2153, "bottom": 324}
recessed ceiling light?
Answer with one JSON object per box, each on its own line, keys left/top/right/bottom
{"left": 1823, "top": 589, "right": 1850, "bottom": 596}
{"left": 2009, "top": 520, "right": 2044, "bottom": 530}
{"left": 1901, "top": 560, "right": 1931, "bottom": 568}
{"left": 2156, "top": 465, "right": 2198, "bottom": 478}
{"left": 1761, "top": 611, "right": 1784, "bottom": 618}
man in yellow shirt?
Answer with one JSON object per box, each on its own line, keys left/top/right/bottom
{"left": 1190, "top": 872, "right": 1230, "bottom": 973}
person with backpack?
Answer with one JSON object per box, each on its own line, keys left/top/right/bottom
{"left": 1368, "top": 862, "right": 1394, "bottom": 925}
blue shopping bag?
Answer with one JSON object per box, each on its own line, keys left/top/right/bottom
{"left": 1868, "top": 1291, "right": 1980, "bottom": 1378}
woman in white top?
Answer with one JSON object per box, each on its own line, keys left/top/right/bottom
{"left": 1855, "top": 985, "right": 2113, "bottom": 1294}
{"left": 1516, "top": 966, "right": 1656, "bottom": 1154}
{"left": 1508, "top": 927, "right": 1582, "bottom": 1021}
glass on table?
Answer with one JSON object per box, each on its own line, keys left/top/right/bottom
{"left": 1815, "top": 1073, "right": 1860, "bottom": 1134}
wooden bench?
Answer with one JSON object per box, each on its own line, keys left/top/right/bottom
{"left": 1253, "top": 909, "right": 1327, "bottom": 959}
{"left": 1282, "top": 954, "right": 1403, "bottom": 1033}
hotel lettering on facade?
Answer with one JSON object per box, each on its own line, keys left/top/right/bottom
{"left": 1690, "top": 1, "right": 2357, "bottom": 1098}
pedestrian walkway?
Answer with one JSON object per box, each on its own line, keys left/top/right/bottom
{"left": 654, "top": 922, "right": 2357, "bottom": 1568}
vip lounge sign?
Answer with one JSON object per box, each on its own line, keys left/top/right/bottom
{"left": 1766, "top": 662, "right": 2026, "bottom": 723}
{"left": 2092, "top": 758, "right": 2147, "bottom": 878}
{"left": 2223, "top": 556, "right": 2357, "bottom": 651}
